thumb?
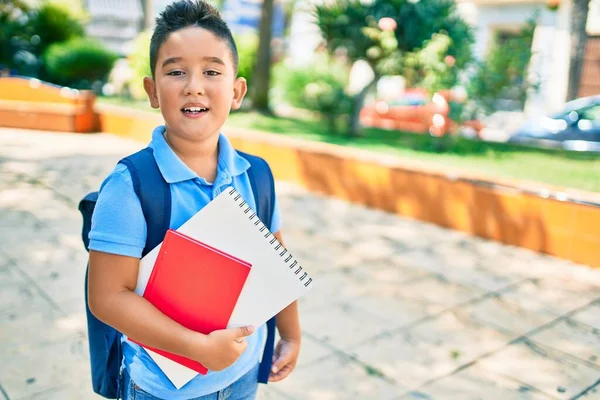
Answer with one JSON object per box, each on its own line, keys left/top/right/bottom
{"left": 235, "top": 325, "right": 255, "bottom": 338}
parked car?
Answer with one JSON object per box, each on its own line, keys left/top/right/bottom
{"left": 359, "top": 88, "right": 483, "bottom": 137}
{"left": 508, "top": 95, "right": 600, "bottom": 152}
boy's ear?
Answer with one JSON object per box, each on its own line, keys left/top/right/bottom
{"left": 231, "top": 77, "right": 247, "bottom": 110}
{"left": 143, "top": 77, "right": 160, "bottom": 109}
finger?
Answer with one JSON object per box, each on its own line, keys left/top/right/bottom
{"left": 269, "top": 365, "right": 293, "bottom": 382}
{"left": 271, "top": 353, "right": 291, "bottom": 374}
{"left": 235, "top": 325, "right": 255, "bottom": 338}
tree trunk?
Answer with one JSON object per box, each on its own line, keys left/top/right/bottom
{"left": 251, "top": 0, "right": 274, "bottom": 113}
{"left": 140, "top": 0, "right": 153, "bottom": 30}
{"left": 567, "top": 0, "right": 591, "bottom": 101}
{"left": 349, "top": 76, "right": 378, "bottom": 137}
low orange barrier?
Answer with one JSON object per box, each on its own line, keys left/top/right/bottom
{"left": 229, "top": 130, "right": 600, "bottom": 267}
{"left": 0, "top": 76, "right": 97, "bottom": 133}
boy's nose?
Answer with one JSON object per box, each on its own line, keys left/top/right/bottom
{"left": 184, "top": 75, "right": 205, "bottom": 95}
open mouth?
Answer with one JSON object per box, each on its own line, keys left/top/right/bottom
{"left": 181, "top": 106, "right": 209, "bottom": 115}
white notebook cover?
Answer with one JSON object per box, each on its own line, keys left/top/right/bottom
{"left": 133, "top": 187, "right": 314, "bottom": 389}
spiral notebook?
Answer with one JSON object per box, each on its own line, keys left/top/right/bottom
{"left": 133, "top": 186, "right": 314, "bottom": 389}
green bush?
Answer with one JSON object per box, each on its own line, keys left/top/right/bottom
{"left": 31, "top": 2, "right": 84, "bottom": 55}
{"left": 43, "top": 38, "right": 117, "bottom": 89}
{"left": 273, "top": 55, "right": 352, "bottom": 132}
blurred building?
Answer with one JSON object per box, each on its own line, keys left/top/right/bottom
{"left": 220, "top": 0, "right": 286, "bottom": 38}
{"left": 84, "top": 0, "right": 145, "bottom": 56}
{"left": 457, "top": 0, "right": 600, "bottom": 116}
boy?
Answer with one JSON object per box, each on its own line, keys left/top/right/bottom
{"left": 87, "top": 1, "right": 301, "bottom": 399}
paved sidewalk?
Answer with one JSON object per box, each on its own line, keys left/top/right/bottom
{"left": 0, "top": 128, "right": 599, "bottom": 400}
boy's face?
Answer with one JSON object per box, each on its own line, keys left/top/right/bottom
{"left": 143, "top": 27, "right": 246, "bottom": 142}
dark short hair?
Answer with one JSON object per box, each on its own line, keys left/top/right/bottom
{"left": 149, "top": 0, "right": 238, "bottom": 77}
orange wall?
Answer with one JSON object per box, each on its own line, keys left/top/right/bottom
{"left": 0, "top": 77, "right": 97, "bottom": 133}
{"left": 77, "top": 106, "right": 600, "bottom": 268}
{"left": 96, "top": 105, "right": 163, "bottom": 142}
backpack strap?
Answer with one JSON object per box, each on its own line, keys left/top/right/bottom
{"left": 237, "top": 151, "right": 276, "bottom": 384}
{"left": 119, "top": 147, "right": 171, "bottom": 257}
{"left": 238, "top": 151, "right": 275, "bottom": 226}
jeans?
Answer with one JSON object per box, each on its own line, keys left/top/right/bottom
{"left": 121, "top": 363, "right": 259, "bottom": 400}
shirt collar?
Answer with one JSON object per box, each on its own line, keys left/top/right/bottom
{"left": 149, "top": 125, "right": 250, "bottom": 184}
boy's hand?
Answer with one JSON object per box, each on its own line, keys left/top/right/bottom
{"left": 269, "top": 338, "right": 300, "bottom": 382}
{"left": 194, "top": 325, "right": 255, "bottom": 371}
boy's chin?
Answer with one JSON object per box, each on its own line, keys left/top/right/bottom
{"left": 167, "top": 121, "right": 223, "bottom": 139}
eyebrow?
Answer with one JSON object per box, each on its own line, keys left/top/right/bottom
{"left": 161, "top": 56, "right": 226, "bottom": 68}
{"left": 203, "top": 56, "right": 226, "bottom": 66}
{"left": 162, "top": 57, "right": 182, "bottom": 68}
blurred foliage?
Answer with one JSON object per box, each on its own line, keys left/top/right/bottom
{"left": 235, "top": 33, "right": 259, "bottom": 85}
{"left": 403, "top": 33, "right": 456, "bottom": 95}
{"left": 466, "top": 18, "right": 536, "bottom": 116}
{"left": 0, "top": 0, "right": 114, "bottom": 90}
{"left": 315, "top": 0, "right": 474, "bottom": 74}
{"left": 44, "top": 38, "right": 118, "bottom": 89}
{"left": 273, "top": 55, "right": 352, "bottom": 132}
{"left": 127, "top": 30, "right": 152, "bottom": 99}
{"left": 0, "top": 0, "right": 37, "bottom": 74}
{"left": 32, "top": 2, "right": 85, "bottom": 56}
{"left": 314, "top": 0, "right": 474, "bottom": 136}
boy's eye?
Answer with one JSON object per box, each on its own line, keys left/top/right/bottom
{"left": 167, "top": 71, "right": 184, "bottom": 76}
{"left": 205, "top": 70, "right": 220, "bottom": 76}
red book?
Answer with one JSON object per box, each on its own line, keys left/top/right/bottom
{"left": 130, "top": 229, "right": 251, "bottom": 374}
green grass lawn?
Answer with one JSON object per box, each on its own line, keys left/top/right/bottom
{"left": 98, "top": 97, "right": 600, "bottom": 193}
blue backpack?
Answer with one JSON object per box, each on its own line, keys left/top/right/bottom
{"left": 79, "top": 147, "right": 277, "bottom": 398}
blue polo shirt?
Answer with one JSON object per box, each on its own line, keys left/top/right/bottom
{"left": 88, "top": 125, "right": 281, "bottom": 398}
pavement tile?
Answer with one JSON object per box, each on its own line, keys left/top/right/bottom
{"left": 570, "top": 301, "right": 600, "bottom": 330}
{"left": 272, "top": 353, "right": 407, "bottom": 400}
{"left": 460, "top": 292, "right": 560, "bottom": 336}
{"left": 301, "top": 301, "right": 392, "bottom": 348}
{"left": 393, "top": 274, "right": 487, "bottom": 310}
{"left": 479, "top": 339, "right": 600, "bottom": 400}
{"left": 499, "top": 278, "right": 600, "bottom": 317}
{"left": 401, "top": 364, "right": 556, "bottom": 400}
{"left": 528, "top": 318, "right": 600, "bottom": 367}
{"left": 349, "top": 310, "right": 513, "bottom": 390}
{"left": 0, "top": 334, "right": 90, "bottom": 400}
{"left": 297, "top": 270, "right": 371, "bottom": 312}
{"left": 13, "top": 384, "right": 102, "bottom": 400}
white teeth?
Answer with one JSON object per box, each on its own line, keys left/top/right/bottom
{"left": 184, "top": 107, "right": 207, "bottom": 112}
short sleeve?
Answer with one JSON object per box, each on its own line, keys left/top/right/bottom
{"left": 270, "top": 194, "right": 282, "bottom": 234}
{"left": 88, "top": 164, "right": 147, "bottom": 258}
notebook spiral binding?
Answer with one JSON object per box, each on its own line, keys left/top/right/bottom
{"left": 227, "top": 187, "right": 313, "bottom": 288}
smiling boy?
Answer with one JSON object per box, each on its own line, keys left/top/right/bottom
{"left": 86, "top": 1, "right": 301, "bottom": 399}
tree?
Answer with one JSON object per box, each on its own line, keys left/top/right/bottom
{"left": 466, "top": 18, "right": 536, "bottom": 116}
{"left": 251, "top": 0, "right": 275, "bottom": 113}
{"left": 140, "top": 0, "right": 153, "bottom": 30}
{"left": 315, "top": 0, "right": 474, "bottom": 136}
{"left": 0, "top": 0, "right": 35, "bottom": 73}
{"left": 567, "top": 0, "right": 591, "bottom": 101}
